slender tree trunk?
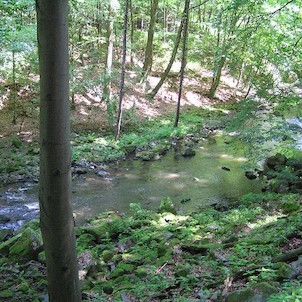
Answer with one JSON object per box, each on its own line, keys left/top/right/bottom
{"left": 244, "top": 85, "right": 252, "bottom": 99}
{"left": 96, "top": 2, "right": 101, "bottom": 38}
{"left": 129, "top": 0, "right": 135, "bottom": 65}
{"left": 163, "top": 1, "right": 167, "bottom": 42}
{"left": 36, "top": 1, "right": 81, "bottom": 301}
{"left": 174, "top": 0, "right": 190, "bottom": 127}
{"left": 236, "top": 60, "right": 245, "bottom": 88}
{"left": 202, "top": 3, "right": 206, "bottom": 23}
{"left": 208, "top": 54, "right": 226, "bottom": 98}
{"left": 148, "top": 6, "right": 186, "bottom": 99}
{"left": 103, "top": 0, "right": 114, "bottom": 101}
{"left": 142, "top": 0, "right": 159, "bottom": 79}
{"left": 115, "top": 0, "right": 129, "bottom": 141}
{"left": 12, "top": 50, "right": 17, "bottom": 124}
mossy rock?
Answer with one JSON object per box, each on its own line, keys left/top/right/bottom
{"left": 135, "top": 266, "right": 149, "bottom": 277}
{"left": 9, "top": 227, "right": 43, "bottom": 260}
{"left": 159, "top": 197, "right": 177, "bottom": 215}
{"left": 113, "top": 274, "right": 138, "bottom": 287}
{"left": 0, "top": 232, "right": 25, "bottom": 256}
{"left": 266, "top": 153, "right": 287, "bottom": 170}
{"left": 181, "top": 243, "right": 219, "bottom": 255}
{"left": 38, "top": 251, "right": 46, "bottom": 263}
{"left": 226, "top": 282, "right": 278, "bottom": 302}
{"left": 0, "top": 289, "right": 13, "bottom": 298}
{"left": 116, "top": 263, "right": 135, "bottom": 273}
{"left": 124, "top": 145, "right": 136, "bottom": 154}
{"left": 136, "top": 150, "right": 156, "bottom": 161}
{"left": 153, "top": 144, "right": 169, "bottom": 155}
{"left": 102, "top": 250, "right": 114, "bottom": 262}
{"left": 0, "top": 257, "right": 9, "bottom": 266}
{"left": 17, "top": 282, "right": 30, "bottom": 293}
{"left": 157, "top": 243, "right": 169, "bottom": 257}
{"left": 271, "top": 179, "right": 290, "bottom": 193}
{"left": 281, "top": 201, "right": 299, "bottom": 213}
{"left": 182, "top": 148, "right": 196, "bottom": 157}
{"left": 78, "top": 225, "right": 109, "bottom": 243}
{"left": 17, "top": 219, "right": 40, "bottom": 233}
{"left": 110, "top": 268, "right": 126, "bottom": 278}
{"left": 0, "top": 229, "right": 14, "bottom": 242}
{"left": 175, "top": 263, "right": 191, "bottom": 277}
{"left": 121, "top": 253, "right": 144, "bottom": 264}
{"left": 100, "top": 281, "right": 114, "bottom": 294}
{"left": 0, "top": 215, "right": 10, "bottom": 224}
{"left": 274, "top": 262, "right": 295, "bottom": 280}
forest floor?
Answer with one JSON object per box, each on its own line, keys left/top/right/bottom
{"left": 0, "top": 65, "right": 244, "bottom": 138}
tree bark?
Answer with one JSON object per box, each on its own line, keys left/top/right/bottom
{"left": 103, "top": 0, "right": 114, "bottom": 101}
{"left": 208, "top": 54, "right": 226, "bottom": 98}
{"left": 36, "top": 1, "right": 81, "bottom": 301}
{"left": 12, "top": 50, "right": 17, "bottom": 124}
{"left": 129, "top": 0, "right": 135, "bottom": 65}
{"left": 174, "top": 0, "right": 190, "bottom": 127}
{"left": 142, "top": 0, "right": 159, "bottom": 79}
{"left": 115, "top": 0, "right": 129, "bottom": 141}
{"left": 148, "top": 6, "right": 186, "bottom": 99}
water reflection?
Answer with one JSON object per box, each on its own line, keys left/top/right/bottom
{"left": 0, "top": 135, "right": 262, "bottom": 228}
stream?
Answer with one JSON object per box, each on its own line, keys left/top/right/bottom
{"left": 0, "top": 134, "right": 262, "bottom": 230}
{"left": 287, "top": 117, "right": 302, "bottom": 150}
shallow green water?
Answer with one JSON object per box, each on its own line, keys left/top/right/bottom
{"left": 73, "top": 134, "right": 261, "bottom": 223}
{"left": 0, "top": 133, "right": 262, "bottom": 228}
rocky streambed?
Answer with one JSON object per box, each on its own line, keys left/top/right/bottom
{"left": 0, "top": 131, "right": 262, "bottom": 230}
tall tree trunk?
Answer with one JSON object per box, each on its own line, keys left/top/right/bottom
{"left": 103, "top": 0, "right": 114, "bottom": 101}
{"left": 115, "top": 0, "right": 129, "bottom": 141}
{"left": 129, "top": 0, "right": 135, "bottom": 65}
{"left": 208, "top": 54, "right": 226, "bottom": 98}
{"left": 36, "top": 1, "right": 81, "bottom": 301}
{"left": 142, "top": 0, "right": 159, "bottom": 79}
{"left": 175, "top": 0, "right": 190, "bottom": 127}
{"left": 148, "top": 6, "right": 186, "bottom": 99}
{"left": 236, "top": 60, "right": 245, "bottom": 88}
{"left": 163, "top": 1, "right": 167, "bottom": 42}
{"left": 12, "top": 50, "right": 17, "bottom": 124}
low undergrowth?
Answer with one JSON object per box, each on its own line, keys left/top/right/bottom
{"left": 0, "top": 107, "right": 210, "bottom": 183}
{"left": 1, "top": 192, "right": 302, "bottom": 301}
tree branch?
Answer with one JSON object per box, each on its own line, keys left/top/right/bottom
{"left": 268, "top": 0, "right": 294, "bottom": 16}
{"left": 190, "top": 0, "right": 211, "bottom": 11}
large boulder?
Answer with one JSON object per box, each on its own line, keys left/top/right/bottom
{"left": 9, "top": 227, "right": 43, "bottom": 261}
{"left": 182, "top": 148, "right": 196, "bottom": 157}
{"left": 0, "top": 215, "right": 10, "bottom": 224}
{"left": 291, "top": 180, "right": 302, "bottom": 194}
{"left": 245, "top": 171, "right": 258, "bottom": 180}
{"left": 0, "top": 219, "right": 42, "bottom": 259}
{"left": 226, "top": 282, "right": 278, "bottom": 302}
{"left": 266, "top": 153, "right": 287, "bottom": 170}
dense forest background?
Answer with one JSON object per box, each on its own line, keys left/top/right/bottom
{"left": 0, "top": 0, "right": 301, "bottom": 133}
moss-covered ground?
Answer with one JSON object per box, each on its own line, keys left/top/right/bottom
{"left": 1, "top": 193, "right": 302, "bottom": 301}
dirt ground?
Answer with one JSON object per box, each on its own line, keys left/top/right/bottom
{"left": 0, "top": 68, "right": 244, "bottom": 141}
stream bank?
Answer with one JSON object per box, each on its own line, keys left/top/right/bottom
{"left": 0, "top": 130, "right": 262, "bottom": 230}
{"left": 1, "top": 191, "right": 302, "bottom": 301}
